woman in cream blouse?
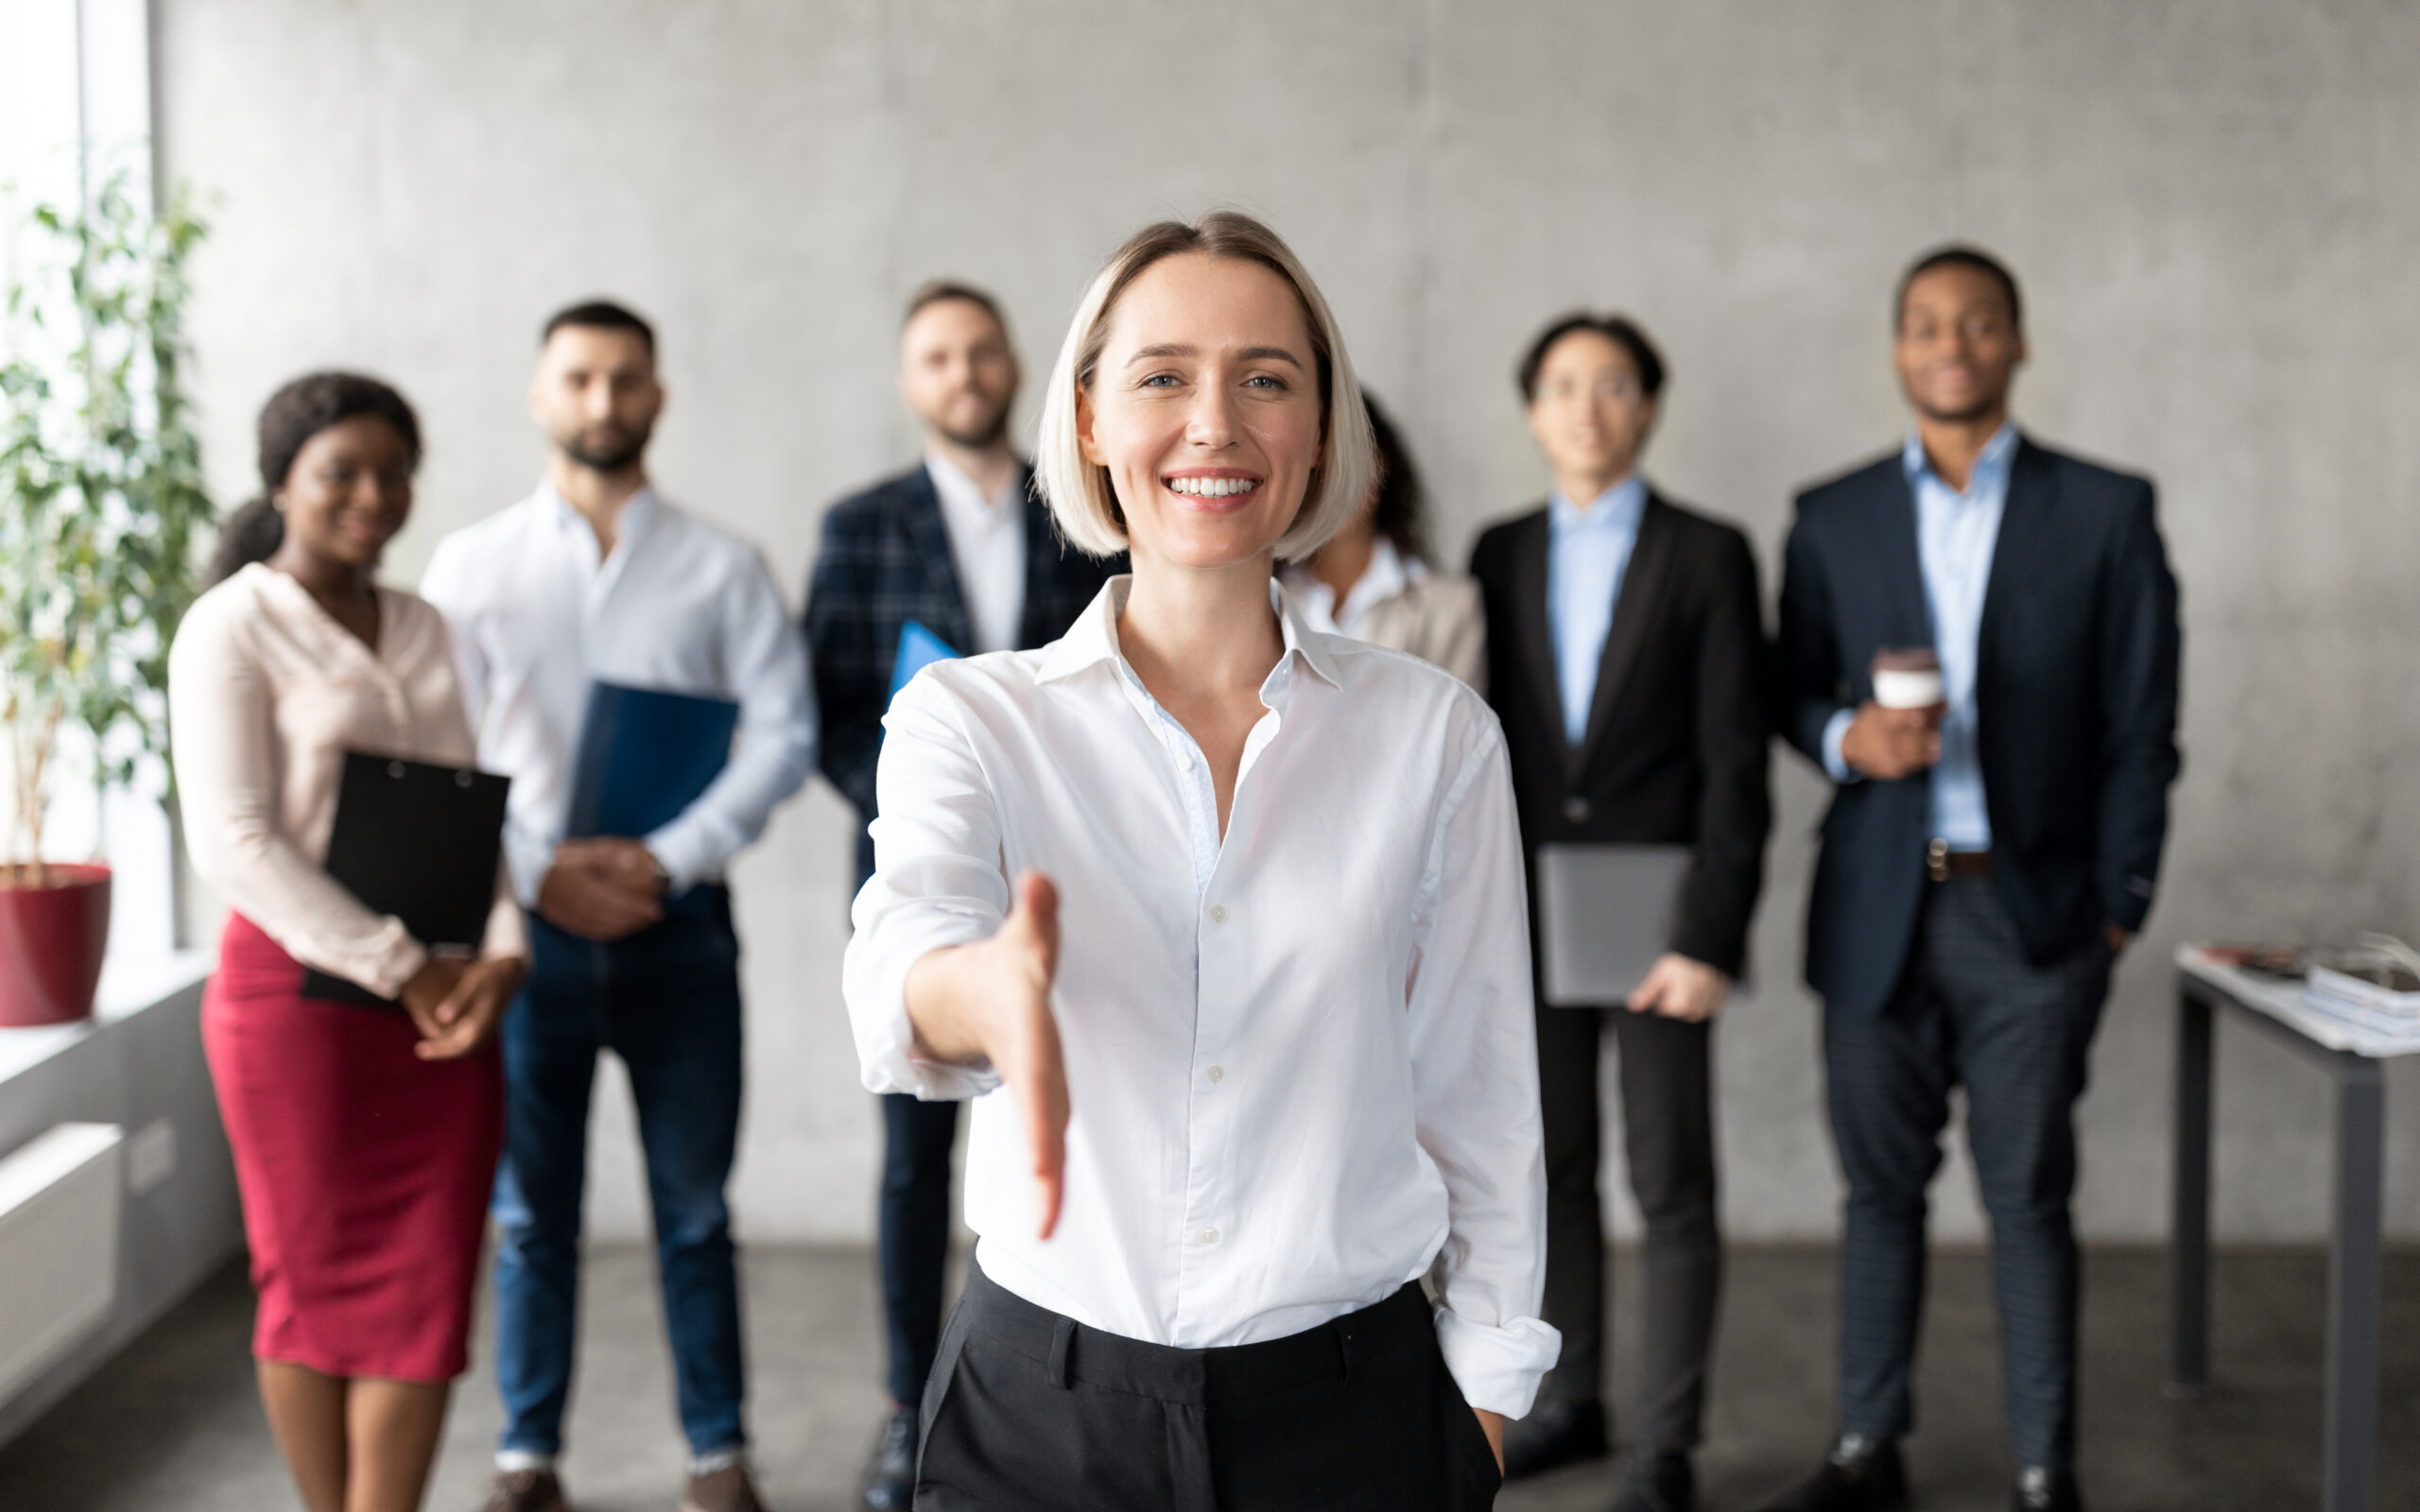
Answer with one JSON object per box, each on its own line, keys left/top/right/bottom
{"left": 844, "top": 214, "right": 1553, "bottom": 1511}
{"left": 1280, "top": 390, "right": 1487, "bottom": 689}
{"left": 169, "top": 373, "right": 527, "bottom": 1512}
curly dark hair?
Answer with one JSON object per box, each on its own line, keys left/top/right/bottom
{"left": 1360, "top": 392, "right": 1431, "bottom": 567}
{"left": 205, "top": 372, "right": 423, "bottom": 587}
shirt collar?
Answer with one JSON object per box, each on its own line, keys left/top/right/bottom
{"left": 1902, "top": 422, "right": 2019, "bottom": 499}
{"left": 539, "top": 478, "right": 662, "bottom": 552}
{"left": 1036, "top": 575, "right": 1342, "bottom": 691}
{"left": 925, "top": 450, "right": 1021, "bottom": 523}
{"left": 1549, "top": 473, "right": 1648, "bottom": 536}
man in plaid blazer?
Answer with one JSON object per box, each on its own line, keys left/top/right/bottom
{"left": 803, "top": 281, "right": 1115, "bottom": 1510}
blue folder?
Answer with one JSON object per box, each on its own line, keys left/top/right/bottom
{"left": 565, "top": 680, "right": 741, "bottom": 848}
{"left": 889, "top": 620, "right": 960, "bottom": 706}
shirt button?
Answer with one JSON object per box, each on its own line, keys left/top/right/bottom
{"left": 1199, "top": 1227, "right": 1219, "bottom": 1245}
{"left": 1207, "top": 1066, "right": 1225, "bottom": 1084}
{"left": 1208, "top": 904, "right": 1227, "bottom": 924}
{"left": 1175, "top": 747, "right": 1195, "bottom": 771}
{"left": 1563, "top": 796, "right": 1593, "bottom": 824}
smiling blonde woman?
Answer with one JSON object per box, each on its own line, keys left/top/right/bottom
{"left": 842, "top": 212, "right": 1556, "bottom": 1511}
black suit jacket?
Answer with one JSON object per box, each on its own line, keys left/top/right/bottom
{"left": 804, "top": 462, "right": 1118, "bottom": 877}
{"left": 1470, "top": 491, "right": 1772, "bottom": 979}
{"left": 1774, "top": 435, "right": 2182, "bottom": 1017}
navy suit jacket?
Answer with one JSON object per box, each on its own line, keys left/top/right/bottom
{"left": 1774, "top": 435, "right": 2182, "bottom": 1016}
{"left": 804, "top": 462, "right": 1118, "bottom": 878}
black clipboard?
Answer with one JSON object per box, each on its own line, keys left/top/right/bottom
{"left": 300, "top": 751, "right": 512, "bottom": 1009}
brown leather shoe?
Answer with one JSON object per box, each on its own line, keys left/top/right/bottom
{"left": 478, "top": 1469, "right": 568, "bottom": 1512}
{"left": 681, "top": 1464, "right": 769, "bottom": 1512}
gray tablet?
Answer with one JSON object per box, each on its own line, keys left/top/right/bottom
{"left": 1535, "top": 843, "right": 1693, "bottom": 1007}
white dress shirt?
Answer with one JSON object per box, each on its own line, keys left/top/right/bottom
{"left": 419, "top": 484, "right": 817, "bottom": 902}
{"left": 168, "top": 564, "right": 526, "bottom": 995}
{"left": 844, "top": 577, "right": 1558, "bottom": 1417}
{"left": 925, "top": 451, "right": 1027, "bottom": 656}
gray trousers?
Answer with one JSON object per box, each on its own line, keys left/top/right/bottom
{"left": 1534, "top": 999, "right": 1721, "bottom": 1454}
{"left": 1825, "top": 875, "right": 2113, "bottom": 1470}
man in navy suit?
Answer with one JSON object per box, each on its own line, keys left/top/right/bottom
{"left": 1759, "top": 248, "right": 2180, "bottom": 1512}
{"left": 804, "top": 281, "right": 1115, "bottom": 1510}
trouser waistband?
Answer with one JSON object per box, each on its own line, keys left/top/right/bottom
{"left": 955, "top": 1263, "right": 1432, "bottom": 1406}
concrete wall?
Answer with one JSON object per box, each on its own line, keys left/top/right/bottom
{"left": 152, "top": 1, "right": 2420, "bottom": 1244}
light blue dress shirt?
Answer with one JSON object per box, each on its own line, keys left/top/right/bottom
{"left": 1821, "top": 424, "right": 2016, "bottom": 850}
{"left": 1547, "top": 476, "right": 1649, "bottom": 747}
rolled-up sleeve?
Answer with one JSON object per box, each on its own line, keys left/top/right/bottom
{"left": 841, "top": 670, "right": 1012, "bottom": 1101}
{"left": 1404, "top": 719, "right": 1561, "bottom": 1418}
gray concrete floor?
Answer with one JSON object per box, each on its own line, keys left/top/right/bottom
{"left": 0, "top": 1246, "right": 2411, "bottom": 1511}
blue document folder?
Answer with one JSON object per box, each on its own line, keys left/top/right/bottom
{"left": 889, "top": 620, "right": 960, "bottom": 706}
{"left": 565, "top": 681, "right": 741, "bottom": 844}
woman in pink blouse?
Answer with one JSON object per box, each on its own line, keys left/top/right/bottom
{"left": 169, "top": 373, "right": 528, "bottom": 1512}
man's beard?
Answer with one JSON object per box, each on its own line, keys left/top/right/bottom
{"left": 561, "top": 421, "right": 651, "bottom": 473}
{"left": 934, "top": 400, "right": 1011, "bottom": 452}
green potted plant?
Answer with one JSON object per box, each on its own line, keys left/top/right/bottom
{"left": 0, "top": 175, "right": 211, "bottom": 1026}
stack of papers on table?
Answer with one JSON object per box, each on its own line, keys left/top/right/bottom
{"left": 2300, "top": 964, "right": 2420, "bottom": 1045}
{"left": 2178, "top": 947, "right": 2420, "bottom": 1058}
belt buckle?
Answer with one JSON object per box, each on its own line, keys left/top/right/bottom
{"left": 1926, "top": 837, "right": 1950, "bottom": 884}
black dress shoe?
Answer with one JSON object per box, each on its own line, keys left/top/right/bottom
{"left": 2014, "top": 1465, "right": 2083, "bottom": 1512}
{"left": 1612, "top": 1450, "right": 1696, "bottom": 1512}
{"left": 1499, "top": 1397, "right": 1610, "bottom": 1480}
{"left": 860, "top": 1405, "right": 917, "bottom": 1510}
{"left": 1753, "top": 1435, "right": 1910, "bottom": 1512}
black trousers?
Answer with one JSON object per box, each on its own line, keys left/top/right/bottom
{"left": 878, "top": 1092, "right": 960, "bottom": 1405}
{"left": 914, "top": 1263, "right": 1504, "bottom": 1511}
{"left": 1533, "top": 1000, "right": 1720, "bottom": 1454}
{"left": 1825, "top": 875, "right": 2112, "bottom": 1469}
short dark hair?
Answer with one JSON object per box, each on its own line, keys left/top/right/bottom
{"left": 903, "top": 279, "right": 1010, "bottom": 336}
{"left": 1361, "top": 391, "right": 1431, "bottom": 567}
{"left": 542, "top": 298, "right": 656, "bottom": 357}
{"left": 1517, "top": 313, "right": 1666, "bottom": 404}
{"left": 206, "top": 371, "right": 423, "bottom": 586}
{"left": 1894, "top": 245, "right": 2022, "bottom": 332}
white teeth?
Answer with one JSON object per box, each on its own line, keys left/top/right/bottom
{"left": 1167, "top": 476, "right": 1257, "bottom": 498}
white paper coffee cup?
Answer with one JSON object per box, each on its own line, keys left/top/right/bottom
{"left": 1873, "top": 667, "right": 1945, "bottom": 709}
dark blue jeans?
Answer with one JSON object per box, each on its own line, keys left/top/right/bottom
{"left": 878, "top": 1092, "right": 960, "bottom": 1405}
{"left": 492, "top": 891, "right": 748, "bottom": 1460}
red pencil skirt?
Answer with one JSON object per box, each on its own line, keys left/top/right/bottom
{"left": 201, "top": 912, "right": 504, "bottom": 1382}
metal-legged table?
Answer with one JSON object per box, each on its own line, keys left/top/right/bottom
{"left": 2169, "top": 954, "right": 2396, "bottom": 1512}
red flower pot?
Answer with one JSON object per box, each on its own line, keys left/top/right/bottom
{"left": 0, "top": 863, "right": 112, "bottom": 1027}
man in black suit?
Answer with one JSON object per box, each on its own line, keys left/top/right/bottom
{"left": 803, "top": 281, "right": 1115, "bottom": 1510}
{"left": 1471, "top": 314, "right": 1771, "bottom": 1512}
{"left": 1757, "top": 248, "right": 2180, "bottom": 1512}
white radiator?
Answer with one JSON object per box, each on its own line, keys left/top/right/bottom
{"left": 0, "top": 1123, "right": 124, "bottom": 1404}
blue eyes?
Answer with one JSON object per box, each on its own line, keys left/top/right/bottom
{"left": 1136, "top": 373, "right": 1288, "bottom": 391}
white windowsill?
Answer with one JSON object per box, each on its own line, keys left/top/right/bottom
{"left": 0, "top": 951, "right": 214, "bottom": 1088}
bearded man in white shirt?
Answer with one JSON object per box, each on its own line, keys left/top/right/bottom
{"left": 422, "top": 301, "right": 817, "bottom": 1512}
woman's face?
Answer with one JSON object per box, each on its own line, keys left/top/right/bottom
{"left": 1077, "top": 253, "right": 1325, "bottom": 572}
{"left": 277, "top": 416, "right": 415, "bottom": 570}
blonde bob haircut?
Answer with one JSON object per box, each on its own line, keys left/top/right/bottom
{"left": 1035, "top": 212, "right": 1375, "bottom": 563}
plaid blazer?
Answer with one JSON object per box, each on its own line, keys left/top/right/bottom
{"left": 804, "top": 462, "right": 1117, "bottom": 870}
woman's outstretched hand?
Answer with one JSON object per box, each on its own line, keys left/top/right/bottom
{"left": 903, "top": 870, "right": 1069, "bottom": 1239}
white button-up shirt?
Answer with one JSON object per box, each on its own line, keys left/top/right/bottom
{"left": 420, "top": 484, "right": 817, "bottom": 902}
{"left": 844, "top": 577, "right": 1558, "bottom": 1417}
{"left": 925, "top": 451, "right": 1027, "bottom": 656}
